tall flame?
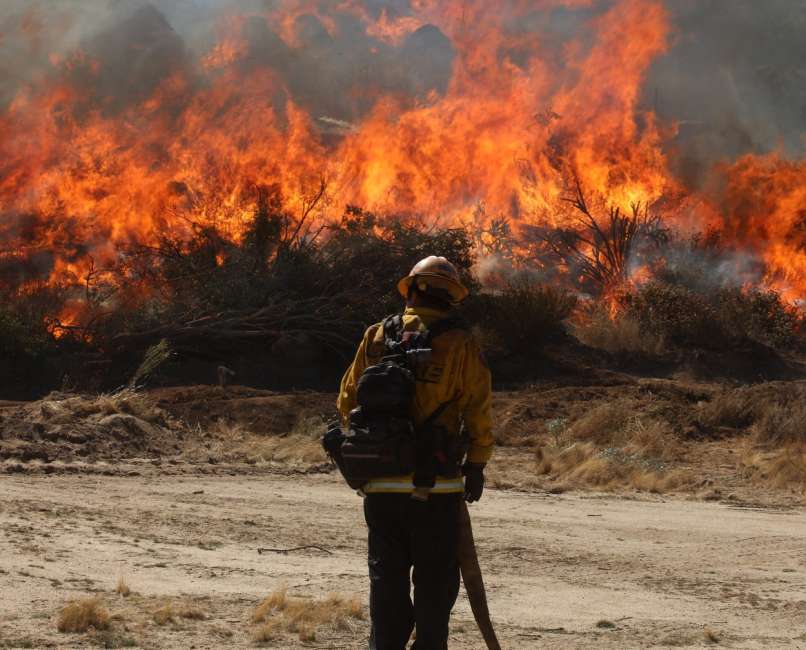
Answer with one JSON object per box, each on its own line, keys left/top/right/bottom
{"left": 0, "top": 0, "right": 804, "bottom": 301}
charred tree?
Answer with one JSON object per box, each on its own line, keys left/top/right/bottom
{"left": 530, "top": 177, "right": 668, "bottom": 294}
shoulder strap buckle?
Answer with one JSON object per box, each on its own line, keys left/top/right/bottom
{"left": 382, "top": 314, "right": 406, "bottom": 357}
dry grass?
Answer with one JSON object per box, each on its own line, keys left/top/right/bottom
{"left": 697, "top": 382, "right": 806, "bottom": 442}
{"left": 115, "top": 576, "right": 131, "bottom": 597}
{"left": 741, "top": 444, "right": 806, "bottom": 490}
{"left": 183, "top": 418, "right": 246, "bottom": 462}
{"left": 573, "top": 308, "right": 665, "bottom": 357}
{"left": 95, "top": 388, "right": 164, "bottom": 422}
{"left": 704, "top": 626, "right": 721, "bottom": 643}
{"left": 251, "top": 586, "right": 364, "bottom": 643}
{"left": 516, "top": 395, "right": 690, "bottom": 492}
{"left": 751, "top": 401, "right": 806, "bottom": 444}
{"left": 213, "top": 417, "right": 248, "bottom": 442}
{"left": 34, "top": 389, "right": 169, "bottom": 427}
{"left": 185, "top": 412, "right": 328, "bottom": 467}
{"left": 152, "top": 602, "right": 175, "bottom": 626}
{"left": 697, "top": 389, "right": 757, "bottom": 429}
{"left": 178, "top": 605, "right": 207, "bottom": 621}
{"left": 535, "top": 442, "right": 691, "bottom": 493}
{"left": 57, "top": 597, "right": 110, "bottom": 633}
{"left": 564, "top": 399, "right": 634, "bottom": 445}
{"left": 564, "top": 399, "right": 682, "bottom": 461}
{"left": 252, "top": 586, "right": 289, "bottom": 624}
{"left": 622, "top": 418, "right": 682, "bottom": 460}
{"left": 239, "top": 413, "right": 327, "bottom": 466}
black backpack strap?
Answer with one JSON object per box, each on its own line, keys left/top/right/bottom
{"left": 381, "top": 313, "right": 466, "bottom": 356}
{"left": 382, "top": 314, "right": 405, "bottom": 356}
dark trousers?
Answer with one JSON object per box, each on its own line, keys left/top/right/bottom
{"left": 364, "top": 493, "right": 461, "bottom": 650}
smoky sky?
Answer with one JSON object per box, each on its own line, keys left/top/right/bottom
{"left": 1, "top": 0, "right": 804, "bottom": 178}
{"left": 644, "top": 0, "right": 806, "bottom": 189}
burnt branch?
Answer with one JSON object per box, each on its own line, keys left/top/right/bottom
{"left": 111, "top": 293, "right": 361, "bottom": 359}
{"left": 537, "top": 178, "right": 668, "bottom": 293}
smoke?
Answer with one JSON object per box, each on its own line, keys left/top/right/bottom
{"left": 632, "top": 238, "right": 768, "bottom": 294}
{"left": 642, "top": 0, "right": 806, "bottom": 188}
{"left": 0, "top": 0, "right": 455, "bottom": 124}
{"left": 2, "top": 0, "right": 803, "bottom": 163}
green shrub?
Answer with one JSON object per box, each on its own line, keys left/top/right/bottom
{"left": 621, "top": 283, "right": 719, "bottom": 349}
{"left": 119, "top": 203, "right": 477, "bottom": 334}
{"left": 464, "top": 280, "right": 576, "bottom": 356}
{"left": 0, "top": 290, "right": 63, "bottom": 398}
{"left": 716, "top": 287, "right": 803, "bottom": 349}
{"left": 619, "top": 282, "right": 804, "bottom": 352}
{"left": 322, "top": 206, "right": 477, "bottom": 324}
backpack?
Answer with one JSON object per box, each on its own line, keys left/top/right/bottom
{"left": 323, "top": 314, "right": 464, "bottom": 490}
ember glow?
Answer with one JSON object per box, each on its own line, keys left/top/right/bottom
{"left": 0, "top": 0, "right": 804, "bottom": 300}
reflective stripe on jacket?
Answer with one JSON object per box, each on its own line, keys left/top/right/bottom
{"left": 362, "top": 476, "right": 466, "bottom": 494}
{"left": 337, "top": 306, "right": 494, "bottom": 493}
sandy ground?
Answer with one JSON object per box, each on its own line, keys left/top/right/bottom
{"left": 2, "top": 471, "right": 806, "bottom": 649}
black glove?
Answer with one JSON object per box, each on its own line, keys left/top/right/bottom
{"left": 462, "top": 463, "right": 485, "bottom": 503}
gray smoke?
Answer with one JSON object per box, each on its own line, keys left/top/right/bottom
{"left": 0, "top": 0, "right": 454, "bottom": 124}
{"left": 641, "top": 0, "right": 806, "bottom": 188}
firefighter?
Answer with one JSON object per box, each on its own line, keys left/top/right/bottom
{"left": 337, "top": 256, "right": 493, "bottom": 650}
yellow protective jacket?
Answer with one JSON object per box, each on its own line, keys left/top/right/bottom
{"left": 337, "top": 306, "right": 493, "bottom": 494}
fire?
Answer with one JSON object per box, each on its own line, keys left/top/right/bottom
{"left": 717, "top": 155, "right": 806, "bottom": 302}
{"left": 0, "top": 0, "right": 804, "bottom": 305}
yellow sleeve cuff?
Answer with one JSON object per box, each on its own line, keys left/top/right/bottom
{"left": 467, "top": 444, "right": 493, "bottom": 464}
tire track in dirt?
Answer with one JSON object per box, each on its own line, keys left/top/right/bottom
{"left": 1, "top": 473, "right": 805, "bottom": 648}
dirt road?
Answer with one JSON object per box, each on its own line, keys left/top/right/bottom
{"left": 1, "top": 471, "right": 805, "bottom": 649}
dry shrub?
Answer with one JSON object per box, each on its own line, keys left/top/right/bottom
{"left": 716, "top": 287, "right": 804, "bottom": 350}
{"left": 623, "top": 283, "right": 720, "bottom": 349}
{"left": 252, "top": 586, "right": 364, "bottom": 643}
{"left": 741, "top": 444, "right": 806, "bottom": 489}
{"left": 751, "top": 401, "right": 806, "bottom": 444}
{"left": 57, "top": 597, "right": 110, "bottom": 633}
{"left": 536, "top": 442, "right": 690, "bottom": 492}
{"left": 573, "top": 307, "right": 664, "bottom": 357}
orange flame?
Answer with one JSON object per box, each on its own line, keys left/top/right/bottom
{"left": 0, "top": 0, "right": 804, "bottom": 305}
